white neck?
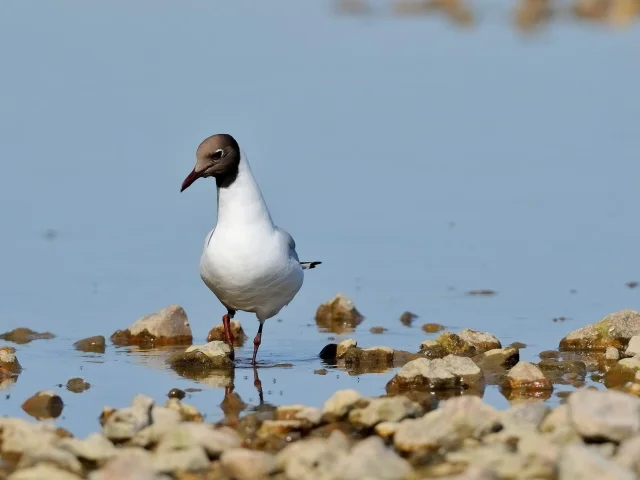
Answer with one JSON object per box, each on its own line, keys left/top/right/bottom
{"left": 215, "top": 150, "right": 274, "bottom": 231}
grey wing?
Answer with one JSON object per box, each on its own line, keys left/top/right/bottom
{"left": 276, "top": 227, "right": 300, "bottom": 262}
{"left": 276, "top": 227, "right": 322, "bottom": 270}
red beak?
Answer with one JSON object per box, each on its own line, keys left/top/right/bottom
{"left": 181, "top": 169, "right": 202, "bottom": 192}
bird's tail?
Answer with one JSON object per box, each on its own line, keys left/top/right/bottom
{"left": 300, "top": 261, "right": 322, "bottom": 270}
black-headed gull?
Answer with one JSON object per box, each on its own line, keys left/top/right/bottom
{"left": 181, "top": 133, "right": 321, "bottom": 364}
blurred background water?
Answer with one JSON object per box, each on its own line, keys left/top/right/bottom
{"left": 1, "top": 0, "right": 639, "bottom": 435}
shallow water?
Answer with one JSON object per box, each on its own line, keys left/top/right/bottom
{"left": 1, "top": 1, "right": 640, "bottom": 435}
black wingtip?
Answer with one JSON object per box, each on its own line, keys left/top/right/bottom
{"left": 301, "top": 261, "right": 322, "bottom": 269}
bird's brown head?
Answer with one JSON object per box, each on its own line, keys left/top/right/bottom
{"left": 181, "top": 133, "right": 241, "bottom": 191}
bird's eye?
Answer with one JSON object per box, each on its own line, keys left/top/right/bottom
{"left": 212, "top": 149, "right": 224, "bottom": 160}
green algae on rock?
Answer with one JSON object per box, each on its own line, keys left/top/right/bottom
{"left": 559, "top": 309, "right": 640, "bottom": 351}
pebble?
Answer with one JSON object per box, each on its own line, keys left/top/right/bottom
{"left": 336, "top": 339, "right": 357, "bottom": 358}
{"left": 501, "top": 361, "right": 552, "bottom": 391}
{"left": 206, "top": 320, "right": 247, "bottom": 345}
{"left": 472, "top": 347, "right": 519, "bottom": 370}
{"left": 322, "top": 389, "right": 362, "bottom": 420}
{"left": 102, "top": 395, "right": 158, "bottom": 442}
{"left": 399, "top": 311, "right": 418, "bottom": 326}
{"left": 559, "top": 309, "right": 640, "bottom": 351}
{"left": 166, "top": 341, "right": 233, "bottom": 371}
{"left": 626, "top": 335, "right": 640, "bottom": 357}
{"left": 457, "top": 329, "right": 501, "bottom": 353}
{"left": 568, "top": 388, "right": 640, "bottom": 442}
{"left": 606, "top": 346, "right": 621, "bottom": 360}
{"left": 386, "top": 355, "right": 483, "bottom": 392}
{"left": 558, "top": 444, "right": 635, "bottom": 480}
{"left": 72, "top": 335, "right": 106, "bottom": 353}
{"left": 57, "top": 433, "right": 117, "bottom": 462}
{"left": 221, "top": 448, "right": 277, "bottom": 480}
{"left": 66, "top": 377, "right": 91, "bottom": 393}
{"left": 348, "top": 396, "right": 422, "bottom": 428}
{"left": 315, "top": 294, "right": 365, "bottom": 333}
{"left": 21, "top": 391, "right": 64, "bottom": 420}
{"left": 394, "top": 396, "right": 500, "bottom": 453}
{"left": 111, "top": 305, "right": 192, "bottom": 347}
{"left": 0, "top": 346, "right": 23, "bottom": 375}
{"left": 8, "top": 464, "right": 82, "bottom": 480}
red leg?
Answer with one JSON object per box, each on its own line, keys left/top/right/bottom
{"left": 222, "top": 313, "right": 236, "bottom": 346}
{"left": 252, "top": 322, "right": 264, "bottom": 365}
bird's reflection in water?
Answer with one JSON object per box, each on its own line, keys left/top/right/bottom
{"left": 220, "top": 366, "right": 277, "bottom": 426}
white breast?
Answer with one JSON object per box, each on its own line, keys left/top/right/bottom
{"left": 200, "top": 227, "right": 303, "bottom": 320}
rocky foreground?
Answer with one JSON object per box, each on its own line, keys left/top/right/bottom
{"left": 4, "top": 300, "right": 640, "bottom": 478}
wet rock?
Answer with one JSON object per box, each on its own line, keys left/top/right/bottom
{"left": 315, "top": 294, "right": 364, "bottom": 333}
{"left": 322, "top": 389, "right": 362, "bottom": 420}
{"left": 568, "top": 388, "right": 640, "bottom": 442}
{"left": 111, "top": 305, "right": 192, "bottom": 347}
{"left": 166, "top": 341, "right": 233, "bottom": 376}
{"left": 559, "top": 309, "right": 640, "bottom": 351}
{"left": 394, "top": 396, "right": 500, "bottom": 452}
{"left": 165, "top": 398, "right": 204, "bottom": 422}
{"left": 206, "top": 320, "right": 247, "bottom": 346}
{"left": 8, "top": 465, "right": 82, "bottom": 480}
{"left": 167, "top": 388, "right": 186, "bottom": 400}
{"left": 473, "top": 347, "right": 519, "bottom": 371}
{"left": 337, "top": 339, "right": 357, "bottom": 358}
{"left": 418, "top": 340, "right": 448, "bottom": 359}
{"left": 338, "top": 436, "right": 412, "bottom": 480}
{"left": 501, "top": 361, "right": 552, "bottom": 392}
{"left": 605, "top": 346, "right": 620, "bottom": 360}
{"left": 625, "top": 335, "right": 640, "bottom": 357}
{"left": 348, "top": 396, "right": 422, "bottom": 428}
{"left": 422, "top": 323, "right": 445, "bottom": 333}
{"left": 0, "top": 327, "right": 55, "bottom": 344}
{"left": 434, "top": 332, "right": 477, "bottom": 356}
{"left": 559, "top": 444, "right": 635, "bottom": 479}
{"left": 57, "top": 433, "right": 117, "bottom": 462}
{"left": 400, "top": 311, "right": 418, "bottom": 326}
{"left": 66, "top": 377, "right": 90, "bottom": 393}
{"left": 314, "top": 368, "right": 328, "bottom": 375}
{"left": 539, "top": 350, "right": 561, "bottom": 360}
{"left": 73, "top": 335, "right": 106, "bottom": 353}
{"left": 343, "top": 346, "right": 394, "bottom": 372}
{"left": 21, "top": 390, "right": 64, "bottom": 420}
{"left": 0, "top": 345, "right": 22, "bottom": 375}
{"left": 318, "top": 343, "right": 338, "bottom": 360}
{"left": 386, "top": 355, "right": 483, "bottom": 393}
{"left": 220, "top": 448, "right": 277, "bottom": 480}
{"left": 457, "top": 329, "right": 501, "bottom": 353}
{"left": 538, "top": 359, "right": 588, "bottom": 379}
{"left": 605, "top": 356, "right": 640, "bottom": 387}
{"left": 102, "top": 395, "right": 160, "bottom": 442}
{"left": 392, "top": 349, "right": 422, "bottom": 367}
{"left": 369, "top": 326, "right": 387, "bottom": 334}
